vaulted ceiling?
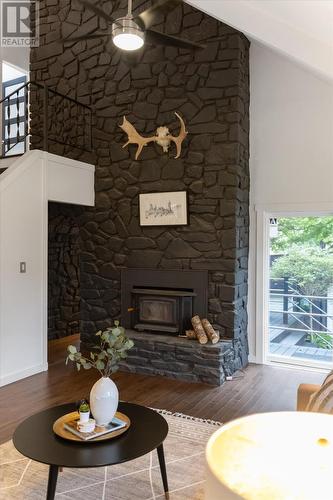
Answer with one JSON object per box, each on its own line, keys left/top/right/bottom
{"left": 188, "top": 0, "right": 333, "bottom": 81}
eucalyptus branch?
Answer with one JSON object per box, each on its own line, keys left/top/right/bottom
{"left": 66, "top": 321, "right": 134, "bottom": 378}
{"left": 79, "top": 354, "right": 104, "bottom": 377}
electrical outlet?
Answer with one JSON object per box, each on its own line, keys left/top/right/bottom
{"left": 20, "top": 262, "right": 26, "bottom": 273}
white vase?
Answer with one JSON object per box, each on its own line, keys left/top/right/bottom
{"left": 90, "top": 377, "right": 119, "bottom": 426}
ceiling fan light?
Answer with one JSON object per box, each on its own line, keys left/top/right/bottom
{"left": 113, "top": 32, "right": 144, "bottom": 51}
{"left": 112, "top": 18, "right": 144, "bottom": 51}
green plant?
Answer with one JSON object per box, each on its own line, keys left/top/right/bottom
{"left": 311, "top": 333, "right": 333, "bottom": 350}
{"left": 271, "top": 246, "right": 333, "bottom": 296}
{"left": 79, "top": 401, "right": 90, "bottom": 413}
{"left": 66, "top": 321, "right": 134, "bottom": 378}
{"left": 271, "top": 216, "right": 333, "bottom": 253}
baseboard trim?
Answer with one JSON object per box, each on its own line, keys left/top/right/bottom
{"left": 0, "top": 362, "right": 48, "bottom": 387}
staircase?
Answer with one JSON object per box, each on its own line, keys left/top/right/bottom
{"left": 0, "top": 83, "right": 95, "bottom": 387}
{"left": 0, "top": 156, "right": 21, "bottom": 174}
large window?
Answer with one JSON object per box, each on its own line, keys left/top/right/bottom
{"left": 1, "top": 61, "right": 28, "bottom": 156}
{"left": 266, "top": 216, "right": 333, "bottom": 369}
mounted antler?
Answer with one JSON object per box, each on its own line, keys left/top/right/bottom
{"left": 119, "top": 117, "right": 156, "bottom": 160}
{"left": 167, "top": 112, "right": 188, "bottom": 159}
{"left": 119, "top": 112, "right": 188, "bottom": 160}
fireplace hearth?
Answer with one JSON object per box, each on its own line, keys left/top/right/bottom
{"left": 120, "top": 268, "right": 245, "bottom": 385}
{"left": 119, "top": 329, "right": 232, "bottom": 385}
{"left": 121, "top": 269, "right": 208, "bottom": 335}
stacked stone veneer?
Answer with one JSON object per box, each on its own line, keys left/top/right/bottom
{"left": 48, "top": 202, "right": 81, "bottom": 340}
{"left": 121, "top": 330, "right": 236, "bottom": 385}
{"left": 31, "top": 0, "right": 250, "bottom": 381}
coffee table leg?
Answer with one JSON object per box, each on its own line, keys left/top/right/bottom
{"left": 46, "top": 465, "right": 59, "bottom": 500}
{"left": 157, "top": 444, "right": 169, "bottom": 494}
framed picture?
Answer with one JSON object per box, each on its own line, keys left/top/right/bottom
{"left": 139, "top": 191, "right": 188, "bottom": 227}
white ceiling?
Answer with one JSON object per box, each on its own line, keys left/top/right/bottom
{"left": 187, "top": 0, "right": 333, "bottom": 81}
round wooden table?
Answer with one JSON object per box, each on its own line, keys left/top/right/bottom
{"left": 13, "top": 401, "right": 169, "bottom": 500}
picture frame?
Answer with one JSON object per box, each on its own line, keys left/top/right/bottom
{"left": 139, "top": 191, "right": 188, "bottom": 227}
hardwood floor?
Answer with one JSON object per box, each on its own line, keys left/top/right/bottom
{"left": 0, "top": 335, "right": 324, "bottom": 445}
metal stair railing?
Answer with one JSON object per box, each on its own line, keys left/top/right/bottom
{"left": 0, "top": 81, "right": 92, "bottom": 158}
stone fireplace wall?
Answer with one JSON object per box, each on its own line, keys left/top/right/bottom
{"left": 31, "top": 0, "right": 250, "bottom": 374}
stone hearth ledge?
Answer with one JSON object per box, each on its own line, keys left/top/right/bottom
{"left": 119, "top": 330, "right": 241, "bottom": 385}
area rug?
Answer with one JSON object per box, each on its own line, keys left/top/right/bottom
{"left": 0, "top": 410, "right": 221, "bottom": 499}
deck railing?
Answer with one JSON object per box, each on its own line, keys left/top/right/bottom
{"left": 269, "top": 278, "right": 333, "bottom": 349}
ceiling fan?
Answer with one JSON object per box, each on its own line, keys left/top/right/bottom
{"left": 64, "top": 0, "right": 205, "bottom": 51}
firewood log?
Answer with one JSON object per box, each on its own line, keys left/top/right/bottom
{"left": 201, "top": 318, "right": 220, "bottom": 344}
{"left": 191, "top": 315, "right": 208, "bottom": 344}
{"left": 185, "top": 330, "right": 197, "bottom": 340}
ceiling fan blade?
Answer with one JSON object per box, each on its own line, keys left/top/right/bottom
{"left": 136, "top": 0, "right": 182, "bottom": 30}
{"left": 79, "top": 0, "right": 115, "bottom": 24}
{"left": 64, "top": 32, "right": 110, "bottom": 42}
{"left": 145, "top": 29, "right": 206, "bottom": 50}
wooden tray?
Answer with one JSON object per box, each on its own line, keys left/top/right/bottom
{"left": 53, "top": 411, "right": 130, "bottom": 443}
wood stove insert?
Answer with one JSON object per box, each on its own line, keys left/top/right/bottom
{"left": 132, "top": 288, "right": 196, "bottom": 333}
{"left": 121, "top": 269, "right": 208, "bottom": 335}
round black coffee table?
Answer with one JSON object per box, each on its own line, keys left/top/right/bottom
{"left": 13, "top": 401, "right": 169, "bottom": 500}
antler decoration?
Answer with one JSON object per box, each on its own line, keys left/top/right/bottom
{"left": 120, "top": 112, "right": 188, "bottom": 160}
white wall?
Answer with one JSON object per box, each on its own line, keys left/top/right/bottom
{"left": 248, "top": 42, "right": 333, "bottom": 361}
{"left": 0, "top": 154, "right": 46, "bottom": 385}
{"left": 0, "top": 151, "right": 95, "bottom": 386}
{"left": 189, "top": 0, "right": 333, "bottom": 82}
{"left": 0, "top": 47, "right": 29, "bottom": 72}
{"left": 0, "top": 47, "right": 29, "bottom": 98}
{"left": 2, "top": 61, "right": 27, "bottom": 82}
